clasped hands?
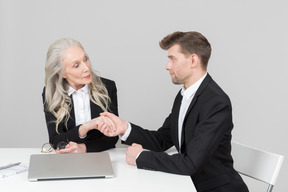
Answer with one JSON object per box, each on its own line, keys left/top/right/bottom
{"left": 94, "top": 112, "right": 144, "bottom": 166}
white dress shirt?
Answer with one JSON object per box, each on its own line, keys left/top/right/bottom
{"left": 68, "top": 85, "right": 92, "bottom": 127}
{"left": 122, "top": 73, "right": 207, "bottom": 150}
{"left": 178, "top": 73, "right": 207, "bottom": 150}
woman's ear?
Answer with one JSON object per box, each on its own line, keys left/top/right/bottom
{"left": 58, "top": 71, "right": 67, "bottom": 78}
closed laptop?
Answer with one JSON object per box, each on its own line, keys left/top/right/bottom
{"left": 28, "top": 152, "right": 114, "bottom": 181}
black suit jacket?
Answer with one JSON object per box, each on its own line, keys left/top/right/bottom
{"left": 42, "top": 77, "right": 119, "bottom": 152}
{"left": 125, "top": 74, "right": 248, "bottom": 192}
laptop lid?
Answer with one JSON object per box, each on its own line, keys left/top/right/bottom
{"left": 28, "top": 152, "right": 114, "bottom": 181}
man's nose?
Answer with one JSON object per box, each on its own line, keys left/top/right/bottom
{"left": 166, "top": 62, "right": 171, "bottom": 70}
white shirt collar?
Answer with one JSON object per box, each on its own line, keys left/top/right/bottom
{"left": 181, "top": 73, "right": 207, "bottom": 99}
{"left": 68, "top": 84, "right": 89, "bottom": 96}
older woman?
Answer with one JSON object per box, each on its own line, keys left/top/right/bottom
{"left": 43, "top": 38, "right": 118, "bottom": 153}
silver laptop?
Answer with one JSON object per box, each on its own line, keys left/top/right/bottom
{"left": 28, "top": 152, "right": 114, "bottom": 181}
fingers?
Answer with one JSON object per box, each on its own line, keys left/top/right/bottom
{"left": 97, "top": 121, "right": 111, "bottom": 136}
{"left": 126, "top": 143, "right": 143, "bottom": 166}
{"left": 95, "top": 116, "right": 117, "bottom": 136}
{"left": 101, "top": 116, "right": 116, "bottom": 131}
{"left": 100, "top": 112, "right": 117, "bottom": 122}
{"left": 56, "top": 142, "right": 77, "bottom": 154}
{"left": 132, "top": 143, "right": 139, "bottom": 147}
{"left": 131, "top": 143, "right": 143, "bottom": 150}
{"left": 101, "top": 112, "right": 127, "bottom": 135}
{"left": 100, "top": 111, "right": 113, "bottom": 117}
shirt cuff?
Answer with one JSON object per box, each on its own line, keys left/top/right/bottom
{"left": 120, "top": 122, "right": 132, "bottom": 141}
{"left": 79, "top": 135, "right": 87, "bottom": 139}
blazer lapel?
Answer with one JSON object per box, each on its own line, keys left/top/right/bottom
{"left": 68, "top": 95, "right": 76, "bottom": 127}
{"left": 172, "top": 91, "right": 183, "bottom": 151}
{"left": 184, "top": 73, "right": 212, "bottom": 121}
{"left": 90, "top": 100, "right": 103, "bottom": 118}
{"left": 180, "top": 73, "right": 212, "bottom": 149}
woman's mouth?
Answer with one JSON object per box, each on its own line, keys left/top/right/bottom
{"left": 84, "top": 74, "right": 91, "bottom": 79}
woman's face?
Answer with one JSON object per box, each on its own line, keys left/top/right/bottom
{"left": 62, "top": 46, "right": 92, "bottom": 90}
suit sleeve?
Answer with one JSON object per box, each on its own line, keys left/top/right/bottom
{"left": 42, "top": 87, "right": 83, "bottom": 149}
{"left": 85, "top": 78, "right": 119, "bottom": 152}
{"left": 129, "top": 95, "right": 232, "bottom": 176}
{"left": 42, "top": 78, "right": 119, "bottom": 151}
{"left": 125, "top": 115, "right": 174, "bottom": 152}
{"left": 105, "top": 79, "right": 118, "bottom": 116}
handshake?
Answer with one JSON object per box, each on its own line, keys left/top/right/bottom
{"left": 79, "top": 112, "right": 128, "bottom": 138}
{"left": 93, "top": 112, "right": 128, "bottom": 137}
{"left": 67, "top": 112, "right": 143, "bottom": 165}
{"left": 94, "top": 112, "right": 144, "bottom": 166}
{"left": 56, "top": 112, "right": 129, "bottom": 154}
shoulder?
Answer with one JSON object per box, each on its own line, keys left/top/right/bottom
{"left": 42, "top": 87, "right": 46, "bottom": 98}
{"left": 200, "top": 74, "right": 229, "bottom": 98}
{"left": 100, "top": 77, "right": 116, "bottom": 87}
{"left": 100, "top": 77, "right": 117, "bottom": 92}
{"left": 198, "top": 74, "right": 232, "bottom": 107}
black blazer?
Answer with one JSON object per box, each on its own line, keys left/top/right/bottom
{"left": 42, "top": 77, "right": 119, "bottom": 152}
{"left": 124, "top": 74, "right": 248, "bottom": 192}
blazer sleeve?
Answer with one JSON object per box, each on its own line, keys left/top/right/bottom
{"left": 85, "top": 78, "right": 119, "bottom": 152}
{"left": 128, "top": 94, "right": 233, "bottom": 176}
{"left": 42, "top": 78, "right": 119, "bottom": 151}
{"left": 101, "top": 77, "right": 118, "bottom": 116}
{"left": 125, "top": 115, "right": 174, "bottom": 152}
{"left": 42, "top": 88, "right": 84, "bottom": 149}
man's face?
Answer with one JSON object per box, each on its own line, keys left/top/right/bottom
{"left": 166, "top": 44, "right": 192, "bottom": 87}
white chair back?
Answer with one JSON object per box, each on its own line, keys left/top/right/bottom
{"left": 231, "top": 141, "right": 284, "bottom": 192}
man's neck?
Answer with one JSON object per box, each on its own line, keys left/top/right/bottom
{"left": 184, "top": 70, "right": 207, "bottom": 89}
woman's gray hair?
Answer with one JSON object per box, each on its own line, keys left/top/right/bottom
{"left": 44, "top": 38, "right": 110, "bottom": 133}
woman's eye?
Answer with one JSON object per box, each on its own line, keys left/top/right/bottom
{"left": 73, "top": 63, "right": 79, "bottom": 68}
{"left": 84, "top": 56, "right": 89, "bottom": 62}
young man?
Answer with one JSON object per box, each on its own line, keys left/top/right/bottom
{"left": 98, "top": 31, "right": 249, "bottom": 192}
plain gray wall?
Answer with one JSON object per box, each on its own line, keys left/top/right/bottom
{"left": 0, "top": 0, "right": 287, "bottom": 191}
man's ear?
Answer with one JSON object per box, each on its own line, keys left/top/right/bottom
{"left": 189, "top": 54, "right": 199, "bottom": 68}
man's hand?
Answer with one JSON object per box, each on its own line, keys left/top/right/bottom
{"left": 126, "top": 143, "right": 144, "bottom": 166}
{"left": 96, "top": 112, "right": 128, "bottom": 136}
{"left": 79, "top": 116, "right": 115, "bottom": 137}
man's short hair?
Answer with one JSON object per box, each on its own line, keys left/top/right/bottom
{"left": 159, "top": 31, "right": 211, "bottom": 70}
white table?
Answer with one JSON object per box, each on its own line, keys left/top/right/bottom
{"left": 0, "top": 148, "right": 196, "bottom": 192}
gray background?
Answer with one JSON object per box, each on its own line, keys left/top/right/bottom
{"left": 0, "top": 0, "right": 287, "bottom": 191}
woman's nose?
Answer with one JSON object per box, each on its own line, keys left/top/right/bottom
{"left": 82, "top": 63, "right": 90, "bottom": 71}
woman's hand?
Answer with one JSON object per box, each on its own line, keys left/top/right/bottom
{"left": 78, "top": 116, "right": 115, "bottom": 138}
{"left": 97, "top": 112, "right": 128, "bottom": 137}
{"left": 56, "top": 141, "right": 87, "bottom": 154}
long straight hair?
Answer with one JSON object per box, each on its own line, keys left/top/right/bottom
{"left": 44, "top": 38, "right": 110, "bottom": 133}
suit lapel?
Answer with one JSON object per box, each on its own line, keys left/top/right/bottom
{"left": 68, "top": 96, "right": 102, "bottom": 127}
{"left": 180, "top": 73, "right": 212, "bottom": 150}
{"left": 68, "top": 95, "right": 76, "bottom": 127}
{"left": 184, "top": 73, "right": 212, "bottom": 121}
{"left": 172, "top": 91, "right": 183, "bottom": 151}
{"left": 90, "top": 100, "right": 102, "bottom": 118}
